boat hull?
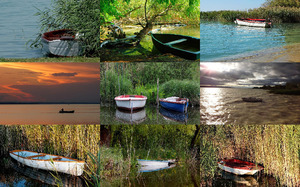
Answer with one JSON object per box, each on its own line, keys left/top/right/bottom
{"left": 218, "top": 159, "right": 263, "bottom": 175}
{"left": 59, "top": 110, "right": 75, "bottom": 113}
{"left": 115, "top": 95, "right": 147, "bottom": 110}
{"left": 42, "top": 29, "right": 82, "bottom": 57}
{"left": 159, "top": 97, "right": 188, "bottom": 113}
{"left": 235, "top": 19, "right": 271, "bottom": 28}
{"left": 10, "top": 150, "right": 85, "bottom": 176}
{"left": 151, "top": 33, "right": 200, "bottom": 60}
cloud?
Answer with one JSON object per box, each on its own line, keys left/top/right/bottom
{"left": 52, "top": 72, "right": 78, "bottom": 77}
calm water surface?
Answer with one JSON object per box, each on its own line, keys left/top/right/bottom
{"left": 0, "top": 0, "right": 50, "bottom": 58}
{"left": 101, "top": 105, "right": 199, "bottom": 125}
{"left": 200, "top": 22, "right": 300, "bottom": 61}
{"left": 201, "top": 87, "right": 300, "bottom": 124}
{"left": 0, "top": 104, "right": 100, "bottom": 124}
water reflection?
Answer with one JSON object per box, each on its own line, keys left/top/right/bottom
{"left": 159, "top": 107, "right": 188, "bottom": 123}
{"left": 101, "top": 106, "right": 200, "bottom": 124}
{"left": 200, "top": 88, "right": 226, "bottom": 125}
{"left": 115, "top": 108, "right": 146, "bottom": 124}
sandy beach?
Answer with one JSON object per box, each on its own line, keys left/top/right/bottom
{"left": 215, "top": 43, "right": 300, "bottom": 62}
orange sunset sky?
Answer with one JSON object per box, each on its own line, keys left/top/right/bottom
{"left": 0, "top": 63, "right": 100, "bottom": 103}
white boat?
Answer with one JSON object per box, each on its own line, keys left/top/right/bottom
{"left": 218, "top": 159, "right": 264, "bottom": 175}
{"left": 10, "top": 150, "right": 85, "bottom": 176}
{"left": 138, "top": 159, "right": 176, "bottom": 173}
{"left": 234, "top": 18, "right": 271, "bottom": 28}
{"left": 114, "top": 95, "right": 147, "bottom": 111}
{"left": 41, "top": 29, "right": 82, "bottom": 57}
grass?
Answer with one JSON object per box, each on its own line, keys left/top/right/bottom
{"left": 203, "top": 125, "right": 300, "bottom": 186}
{"left": 0, "top": 57, "right": 99, "bottom": 62}
{"left": 0, "top": 125, "right": 101, "bottom": 186}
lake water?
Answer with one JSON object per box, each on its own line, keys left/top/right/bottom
{"left": 200, "top": 22, "right": 300, "bottom": 61}
{"left": 0, "top": 104, "right": 100, "bottom": 124}
{"left": 100, "top": 105, "right": 200, "bottom": 125}
{"left": 201, "top": 87, "right": 300, "bottom": 125}
{"left": 0, "top": 0, "right": 50, "bottom": 58}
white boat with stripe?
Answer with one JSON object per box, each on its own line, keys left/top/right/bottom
{"left": 10, "top": 150, "right": 85, "bottom": 176}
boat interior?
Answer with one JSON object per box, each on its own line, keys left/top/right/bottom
{"left": 13, "top": 151, "right": 74, "bottom": 161}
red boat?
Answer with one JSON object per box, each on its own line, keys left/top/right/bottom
{"left": 218, "top": 159, "right": 264, "bottom": 175}
{"left": 114, "top": 95, "right": 147, "bottom": 111}
{"left": 234, "top": 18, "right": 272, "bottom": 28}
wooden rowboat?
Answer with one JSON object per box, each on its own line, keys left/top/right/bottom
{"left": 59, "top": 109, "right": 75, "bottom": 113}
{"left": 138, "top": 159, "right": 176, "bottom": 173}
{"left": 234, "top": 18, "right": 272, "bottom": 28}
{"left": 114, "top": 95, "right": 147, "bottom": 111}
{"left": 9, "top": 150, "right": 85, "bottom": 176}
{"left": 242, "top": 97, "right": 263, "bottom": 102}
{"left": 41, "top": 29, "right": 82, "bottom": 57}
{"left": 151, "top": 33, "right": 200, "bottom": 60}
{"left": 218, "top": 159, "right": 264, "bottom": 175}
{"left": 159, "top": 97, "right": 189, "bottom": 113}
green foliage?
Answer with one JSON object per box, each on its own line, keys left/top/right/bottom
{"left": 100, "top": 68, "right": 133, "bottom": 103}
{"left": 161, "top": 79, "right": 200, "bottom": 106}
{"left": 32, "top": 0, "right": 100, "bottom": 56}
{"left": 265, "top": 0, "right": 300, "bottom": 8}
{"left": 129, "top": 84, "right": 165, "bottom": 104}
{"left": 201, "top": 7, "right": 300, "bottom": 23}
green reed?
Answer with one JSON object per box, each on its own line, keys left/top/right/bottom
{"left": 0, "top": 125, "right": 101, "bottom": 186}
{"left": 201, "top": 7, "right": 300, "bottom": 23}
{"left": 205, "top": 125, "right": 300, "bottom": 186}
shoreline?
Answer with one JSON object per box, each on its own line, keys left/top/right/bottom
{"left": 207, "top": 43, "right": 300, "bottom": 62}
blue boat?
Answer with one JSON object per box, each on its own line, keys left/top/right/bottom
{"left": 159, "top": 97, "right": 189, "bottom": 113}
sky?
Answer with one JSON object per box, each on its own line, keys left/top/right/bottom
{"left": 201, "top": 0, "right": 266, "bottom": 12}
{"left": 200, "top": 63, "right": 300, "bottom": 88}
{"left": 0, "top": 63, "right": 100, "bottom": 103}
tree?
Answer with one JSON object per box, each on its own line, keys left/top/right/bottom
{"left": 263, "top": 0, "right": 300, "bottom": 7}
{"left": 100, "top": 0, "right": 200, "bottom": 45}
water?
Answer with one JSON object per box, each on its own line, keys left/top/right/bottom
{"left": 0, "top": 0, "right": 50, "bottom": 58}
{"left": 201, "top": 87, "right": 300, "bottom": 124}
{"left": 100, "top": 105, "right": 200, "bottom": 125}
{"left": 200, "top": 22, "right": 300, "bottom": 61}
{"left": 0, "top": 104, "right": 100, "bottom": 124}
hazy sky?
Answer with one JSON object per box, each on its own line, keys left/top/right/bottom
{"left": 201, "top": 63, "right": 300, "bottom": 87}
{"left": 0, "top": 63, "right": 100, "bottom": 103}
{"left": 201, "top": 0, "right": 266, "bottom": 11}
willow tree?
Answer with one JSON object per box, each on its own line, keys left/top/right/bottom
{"left": 263, "top": 0, "right": 300, "bottom": 7}
{"left": 100, "top": 0, "right": 200, "bottom": 44}
{"left": 32, "top": 0, "right": 100, "bottom": 57}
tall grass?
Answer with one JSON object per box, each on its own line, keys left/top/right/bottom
{"left": 201, "top": 7, "right": 300, "bottom": 23}
{"left": 206, "top": 125, "right": 300, "bottom": 186}
{"left": 0, "top": 125, "right": 101, "bottom": 186}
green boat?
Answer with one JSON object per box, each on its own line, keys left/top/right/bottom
{"left": 151, "top": 33, "right": 200, "bottom": 60}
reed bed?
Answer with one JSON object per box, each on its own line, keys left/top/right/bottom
{"left": 0, "top": 125, "right": 101, "bottom": 186}
{"left": 201, "top": 7, "right": 300, "bottom": 23}
{"left": 207, "top": 125, "right": 300, "bottom": 186}
{"left": 100, "top": 125, "right": 199, "bottom": 180}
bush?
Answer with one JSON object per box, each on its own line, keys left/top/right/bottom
{"left": 161, "top": 79, "right": 199, "bottom": 106}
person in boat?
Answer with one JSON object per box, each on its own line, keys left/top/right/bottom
{"left": 60, "top": 108, "right": 64, "bottom": 112}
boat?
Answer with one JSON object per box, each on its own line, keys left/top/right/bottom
{"left": 151, "top": 33, "right": 200, "bottom": 60}
{"left": 218, "top": 159, "right": 264, "bottom": 175}
{"left": 159, "top": 97, "right": 189, "bottom": 113}
{"left": 11, "top": 160, "right": 84, "bottom": 186}
{"left": 242, "top": 97, "right": 263, "bottom": 102}
{"left": 234, "top": 18, "right": 272, "bottom": 28}
{"left": 138, "top": 159, "right": 176, "bottom": 173}
{"left": 59, "top": 109, "right": 75, "bottom": 113}
{"left": 9, "top": 150, "right": 85, "bottom": 176}
{"left": 41, "top": 29, "right": 82, "bottom": 57}
{"left": 114, "top": 95, "right": 147, "bottom": 111}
